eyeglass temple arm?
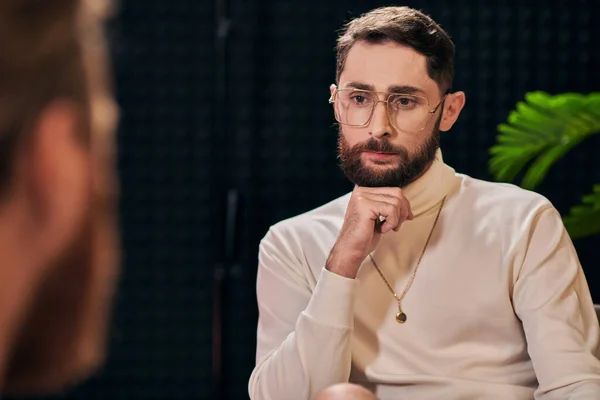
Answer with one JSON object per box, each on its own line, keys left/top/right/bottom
{"left": 431, "top": 88, "right": 451, "bottom": 113}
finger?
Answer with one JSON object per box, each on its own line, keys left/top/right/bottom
{"left": 360, "top": 199, "right": 399, "bottom": 234}
{"left": 357, "top": 192, "right": 400, "bottom": 204}
{"left": 393, "top": 205, "right": 408, "bottom": 232}
{"left": 356, "top": 186, "right": 413, "bottom": 219}
{"left": 355, "top": 186, "right": 405, "bottom": 201}
{"left": 404, "top": 196, "right": 414, "bottom": 220}
{"left": 359, "top": 193, "right": 410, "bottom": 230}
{"left": 379, "top": 208, "right": 399, "bottom": 234}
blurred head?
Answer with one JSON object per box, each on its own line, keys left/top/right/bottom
{"left": 331, "top": 6, "right": 465, "bottom": 187}
{"left": 0, "top": 0, "right": 119, "bottom": 395}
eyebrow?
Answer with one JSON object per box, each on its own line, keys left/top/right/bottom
{"left": 343, "top": 81, "right": 426, "bottom": 95}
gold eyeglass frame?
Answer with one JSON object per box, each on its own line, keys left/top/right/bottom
{"left": 328, "top": 85, "right": 448, "bottom": 132}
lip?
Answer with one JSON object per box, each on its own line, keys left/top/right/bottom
{"left": 362, "top": 151, "right": 399, "bottom": 161}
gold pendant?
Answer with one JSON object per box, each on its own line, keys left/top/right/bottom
{"left": 396, "top": 311, "right": 407, "bottom": 323}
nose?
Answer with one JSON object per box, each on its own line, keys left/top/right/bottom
{"left": 369, "top": 100, "right": 394, "bottom": 139}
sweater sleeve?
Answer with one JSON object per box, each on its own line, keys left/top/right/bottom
{"left": 512, "top": 206, "right": 600, "bottom": 399}
{"left": 248, "top": 227, "right": 359, "bottom": 400}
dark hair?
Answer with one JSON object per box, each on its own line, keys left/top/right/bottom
{"left": 336, "top": 6, "right": 455, "bottom": 93}
{"left": 0, "top": 0, "right": 110, "bottom": 194}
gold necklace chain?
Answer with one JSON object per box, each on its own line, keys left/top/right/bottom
{"left": 368, "top": 196, "right": 446, "bottom": 324}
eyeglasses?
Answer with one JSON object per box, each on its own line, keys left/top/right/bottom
{"left": 328, "top": 86, "right": 447, "bottom": 132}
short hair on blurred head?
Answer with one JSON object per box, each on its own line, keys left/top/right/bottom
{"left": 0, "top": 0, "right": 115, "bottom": 194}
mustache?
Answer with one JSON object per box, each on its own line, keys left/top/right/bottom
{"left": 352, "top": 138, "right": 408, "bottom": 157}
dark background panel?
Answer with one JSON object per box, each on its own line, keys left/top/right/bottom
{"left": 7, "top": 0, "right": 599, "bottom": 399}
{"left": 100, "top": 0, "right": 217, "bottom": 398}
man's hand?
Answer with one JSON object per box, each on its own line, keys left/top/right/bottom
{"left": 326, "top": 187, "right": 413, "bottom": 279}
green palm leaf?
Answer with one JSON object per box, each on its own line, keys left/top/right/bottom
{"left": 488, "top": 92, "right": 600, "bottom": 190}
{"left": 563, "top": 185, "right": 600, "bottom": 239}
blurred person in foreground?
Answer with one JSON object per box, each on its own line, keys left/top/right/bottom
{"left": 249, "top": 5, "right": 600, "bottom": 400}
{"left": 0, "top": 0, "right": 120, "bottom": 395}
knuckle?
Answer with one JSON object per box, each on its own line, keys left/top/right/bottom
{"left": 353, "top": 196, "right": 371, "bottom": 216}
{"left": 385, "top": 203, "right": 398, "bottom": 219}
{"left": 398, "top": 210, "right": 407, "bottom": 222}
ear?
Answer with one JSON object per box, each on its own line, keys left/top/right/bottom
{"left": 28, "top": 101, "right": 91, "bottom": 261}
{"left": 330, "top": 84, "right": 337, "bottom": 97}
{"left": 439, "top": 91, "right": 466, "bottom": 132}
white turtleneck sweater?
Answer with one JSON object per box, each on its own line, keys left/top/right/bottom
{"left": 248, "top": 151, "right": 600, "bottom": 400}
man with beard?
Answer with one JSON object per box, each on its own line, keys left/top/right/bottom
{"left": 0, "top": 0, "right": 120, "bottom": 395}
{"left": 249, "top": 6, "right": 600, "bottom": 400}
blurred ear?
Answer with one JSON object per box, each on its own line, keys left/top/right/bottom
{"left": 28, "top": 100, "right": 91, "bottom": 261}
{"left": 439, "top": 91, "right": 466, "bottom": 132}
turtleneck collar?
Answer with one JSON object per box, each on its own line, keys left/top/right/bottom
{"left": 400, "top": 149, "right": 458, "bottom": 217}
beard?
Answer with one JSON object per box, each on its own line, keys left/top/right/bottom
{"left": 337, "top": 115, "right": 442, "bottom": 188}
